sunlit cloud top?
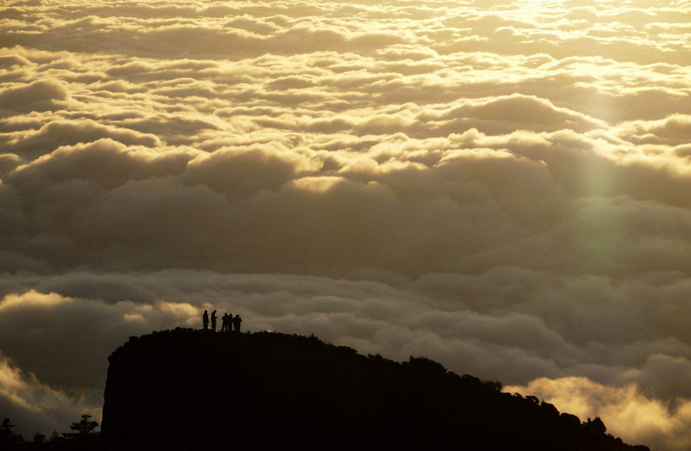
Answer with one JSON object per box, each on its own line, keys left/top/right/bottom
{"left": 1, "top": 1, "right": 691, "bottom": 449}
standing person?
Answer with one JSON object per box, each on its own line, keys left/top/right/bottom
{"left": 227, "top": 314, "right": 233, "bottom": 332}
{"left": 221, "top": 313, "right": 228, "bottom": 332}
{"left": 211, "top": 310, "right": 217, "bottom": 332}
{"left": 202, "top": 310, "right": 209, "bottom": 330}
{"left": 233, "top": 314, "right": 242, "bottom": 333}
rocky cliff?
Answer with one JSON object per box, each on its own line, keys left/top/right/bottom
{"left": 101, "top": 329, "right": 650, "bottom": 451}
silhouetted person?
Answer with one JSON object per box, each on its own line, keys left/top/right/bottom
{"left": 221, "top": 313, "right": 229, "bottom": 332}
{"left": 202, "top": 310, "right": 209, "bottom": 330}
{"left": 233, "top": 315, "right": 242, "bottom": 333}
{"left": 211, "top": 310, "right": 217, "bottom": 332}
{"left": 227, "top": 314, "right": 233, "bottom": 332}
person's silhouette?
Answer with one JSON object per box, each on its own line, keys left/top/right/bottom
{"left": 233, "top": 314, "right": 242, "bottom": 333}
{"left": 202, "top": 310, "right": 209, "bottom": 330}
{"left": 211, "top": 310, "right": 217, "bottom": 332}
{"left": 221, "top": 313, "right": 228, "bottom": 332}
{"left": 227, "top": 314, "right": 233, "bottom": 332}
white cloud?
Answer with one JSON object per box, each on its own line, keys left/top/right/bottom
{"left": 1, "top": 0, "right": 691, "bottom": 447}
{"left": 0, "top": 290, "right": 73, "bottom": 311}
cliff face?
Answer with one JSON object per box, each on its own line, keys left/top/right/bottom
{"left": 102, "top": 329, "right": 649, "bottom": 451}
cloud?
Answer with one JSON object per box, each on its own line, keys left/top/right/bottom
{"left": 0, "top": 290, "right": 73, "bottom": 311}
{"left": 507, "top": 377, "right": 691, "bottom": 451}
{"left": 0, "top": 353, "right": 97, "bottom": 437}
{"left": 1, "top": 0, "right": 691, "bottom": 447}
{"left": 2, "top": 120, "right": 161, "bottom": 161}
{"left": 0, "top": 268, "right": 690, "bottom": 434}
{"left": 618, "top": 114, "right": 691, "bottom": 146}
{"left": 0, "top": 79, "right": 70, "bottom": 112}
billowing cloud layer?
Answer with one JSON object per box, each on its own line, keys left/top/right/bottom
{"left": 507, "top": 377, "right": 691, "bottom": 451}
{"left": 1, "top": 0, "right": 691, "bottom": 447}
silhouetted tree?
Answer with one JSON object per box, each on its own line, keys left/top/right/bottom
{"left": 47, "top": 430, "right": 63, "bottom": 444}
{"left": 63, "top": 414, "right": 99, "bottom": 444}
{"left": 33, "top": 432, "right": 46, "bottom": 443}
{"left": 0, "top": 418, "right": 24, "bottom": 446}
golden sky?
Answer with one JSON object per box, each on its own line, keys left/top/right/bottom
{"left": 1, "top": 0, "right": 691, "bottom": 448}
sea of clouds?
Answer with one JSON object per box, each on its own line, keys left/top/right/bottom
{"left": 1, "top": 0, "right": 691, "bottom": 448}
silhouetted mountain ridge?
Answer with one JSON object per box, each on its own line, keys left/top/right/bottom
{"left": 102, "top": 329, "right": 650, "bottom": 451}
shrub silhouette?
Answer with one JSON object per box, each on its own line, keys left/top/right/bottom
{"left": 586, "top": 417, "right": 608, "bottom": 436}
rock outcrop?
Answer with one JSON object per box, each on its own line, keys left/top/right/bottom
{"left": 102, "top": 329, "right": 650, "bottom": 451}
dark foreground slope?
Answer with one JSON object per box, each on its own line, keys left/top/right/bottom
{"left": 101, "top": 329, "right": 649, "bottom": 451}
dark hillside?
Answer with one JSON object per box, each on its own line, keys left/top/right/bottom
{"left": 101, "top": 329, "right": 650, "bottom": 451}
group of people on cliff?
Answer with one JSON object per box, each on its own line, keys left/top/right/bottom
{"left": 203, "top": 309, "right": 242, "bottom": 333}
